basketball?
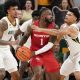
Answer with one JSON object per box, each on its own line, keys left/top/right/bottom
{"left": 16, "top": 46, "right": 32, "bottom": 61}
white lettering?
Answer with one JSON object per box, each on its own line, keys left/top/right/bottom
{"left": 34, "top": 34, "right": 49, "bottom": 38}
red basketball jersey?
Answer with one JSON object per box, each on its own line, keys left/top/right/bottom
{"left": 30, "top": 21, "right": 55, "bottom": 51}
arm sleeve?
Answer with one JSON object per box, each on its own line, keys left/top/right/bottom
{"left": 35, "top": 42, "right": 54, "bottom": 55}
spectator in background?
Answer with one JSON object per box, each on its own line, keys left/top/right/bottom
{"left": 52, "top": 0, "right": 73, "bottom": 27}
{"left": 17, "top": 9, "right": 22, "bottom": 21}
{"left": 20, "top": 0, "right": 33, "bottom": 25}
{"left": 0, "top": 0, "right": 6, "bottom": 19}
{"left": 51, "top": 0, "right": 62, "bottom": 8}
{"left": 51, "top": 0, "right": 74, "bottom": 8}
{"left": 72, "top": 0, "right": 80, "bottom": 9}
{"left": 34, "top": 0, "right": 52, "bottom": 10}
{"left": 18, "top": 0, "right": 26, "bottom": 9}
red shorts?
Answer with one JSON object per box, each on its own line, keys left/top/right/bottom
{"left": 30, "top": 51, "right": 60, "bottom": 72}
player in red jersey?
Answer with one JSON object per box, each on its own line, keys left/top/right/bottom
{"left": 17, "top": 7, "right": 60, "bottom": 80}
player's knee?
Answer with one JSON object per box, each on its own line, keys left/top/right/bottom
{"left": 10, "top": 71, "right": 20, "bottom": 80}
{"left": 0, "top": 69, "right": 6, "bottom": 79}
{"left": 74, "top": 71, "right": 80, "bottom": 80}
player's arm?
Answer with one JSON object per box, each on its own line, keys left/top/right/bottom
{"left": 0, "top": 20, "right": 17, "bottom": 45}
{"left": 14, "top": 29, "right": 22, "bottom": 40}
{"left": 54, "top": 24, "right": 67, "bottom": 45}
{"left": 58, "top": 24, "right": 78, "bottom": 37}
{"left": 32, "top": 26, "right": 59, "bottom": 36}
{"left": 18, "top": 26, "right": 32, "bottom": 46}
{"left": 14, "top": 19, "right": 32, "bottom": 40}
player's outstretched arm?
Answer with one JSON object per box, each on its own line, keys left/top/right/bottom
{"left": 32, "top": 25, "right": 59, "bottom": 36}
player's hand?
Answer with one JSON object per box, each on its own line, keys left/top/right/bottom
{"left": 31, "top": 25, "right": 41, "bottom": 32}
{"left": 9, "top": 40, "right": 18, "bottom": 45}
{"left": 15, "top": 45, "right": 21, "bottom": 52}
{"left": 30, "top": 51, "right": 35, "bottom": 58}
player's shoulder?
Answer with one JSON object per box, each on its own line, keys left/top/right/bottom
{"left": 23, "top": 19, "right": 32, "bottom": 25}
{"left": 60, "top": 23, "right": 67, "bottom": 29}
{"left": 0, "top": 19, "right": 8, "bottom": 30}
{"left": 1, "top": 16, "right": 8, "bottom": 21}
{"left": 1, "top": 16, "right": 8, "bottom": 24}
{"left": 70, "top": 23, "right": 79, "bottom": 31}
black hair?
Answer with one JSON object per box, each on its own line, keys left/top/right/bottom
{"left": 69, "top": 7, "right": 80, "bottom": 21}
{"left": 4, "top": 0, "right": 20, "bottom": 14}
{"left": 31, "top": 10, "right": 40, "bottom": 18}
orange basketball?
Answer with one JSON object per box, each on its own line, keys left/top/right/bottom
{"left": 16, "top": 46, "right": 32, "bottom": 61}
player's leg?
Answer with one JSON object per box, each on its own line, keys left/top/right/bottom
{"left": 31, "top": 66, "right": 44, "bottom": 80}
{"left": 0, "top": 52, "right": 6, "bottom": 80}
{"left": 60, "top": 75, "right": 65, "bottom": 80}
{"left": 47, "top": 71, "right": 60, "bottom": 80}
{"left": 10, "top": 46, "right": 19, "bottom": 68}
{"left": 60, "top": 57, "right": 75, "bottom": 80}
{"left": 19, "top": 61, "right": 29, "bottom": 79}
{"left": 0, "top": 68, "right": 5, "bottom": 80}
{"left": 4, "top": 48, "right": 21, "bottom": 80}
{"left": 30, "top": 56, "right": 44, "bottom": 80}
{"left": 73, "top": 54, "right": 80, "bottom": 80}
{"left": 10, "top": 70, "right": 20, "bottom": 80}
{"left": 27, "top": 63, "right": 33, "bottom": 79}
{"left": 43, "top": 52, "right": 60, "bottom": 80}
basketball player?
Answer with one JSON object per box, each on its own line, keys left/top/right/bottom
{"left": 33, "top": 8, "right": 80, "bottom": 80}
{"left": 0, "top": 0, "right": 21, "bottom": 80}
{"left": 14, "top": 10, "right": 40, "bottom": 40}
{"left": 17, "top": 7, "right": 60, "bottom": 80}
{"left": 14, "top": 10, "right": 40, "bottom": 80}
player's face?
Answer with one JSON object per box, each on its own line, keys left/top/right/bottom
{"left": 44, "top": 10, "right": 53, "bottom": 23}
{"left": 64, "top": 11, "right": 77, "bottom": 24}
{"left": 7, "top": 6, "right": 18, "bottom": 18}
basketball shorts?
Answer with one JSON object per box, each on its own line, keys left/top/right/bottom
{"left": 60, "top": 52, "right": 80, "bottom": 76}
{"left": 0, "top": 46, "right": 18, "bottom": 73}
{"left": 30, "top": 51, "right": 60, "bottom": 72}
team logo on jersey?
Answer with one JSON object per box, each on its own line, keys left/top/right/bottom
{"left": 8, "top": 31, "right": 15, "bottom": 34}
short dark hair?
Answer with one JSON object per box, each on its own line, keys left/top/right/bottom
{"left": 31, "top": 10, "right": 40, "bottom": 18}
{"left": 4, "top": 0, "right": 20, "bottom": 14}
{"left": 69, "top": 7, "right": 80, "bottom": 21}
